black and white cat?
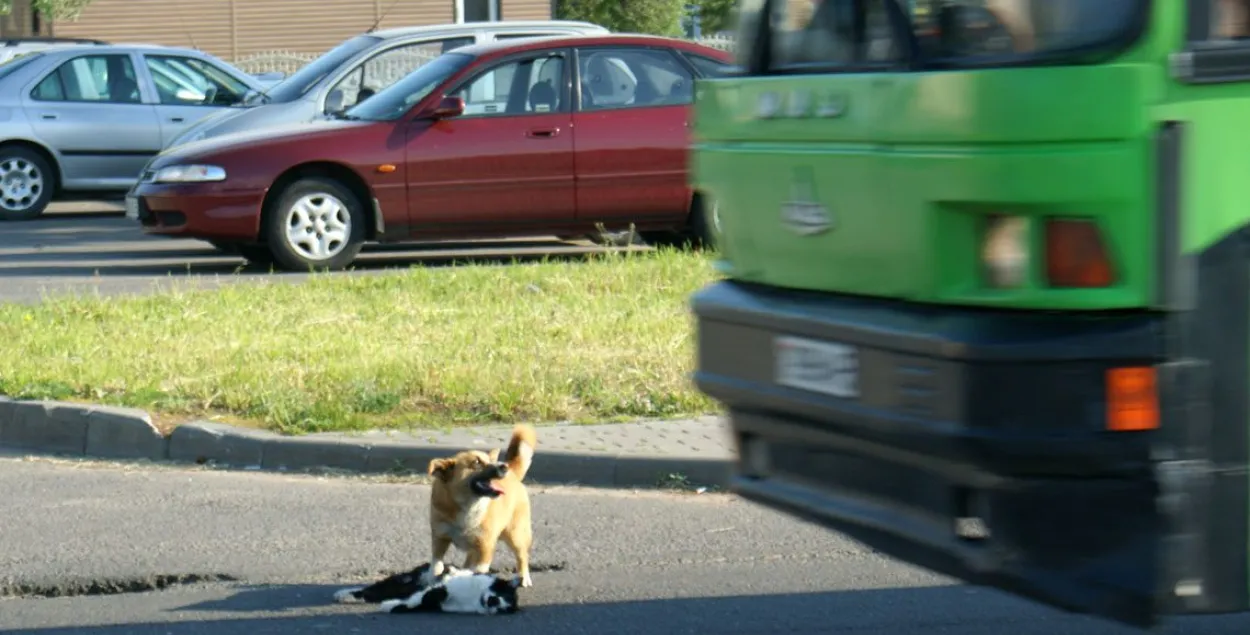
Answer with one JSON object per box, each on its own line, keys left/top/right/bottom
{"left": 333, "top": 562, "right": 471, "bottom": 604}
{"left": 379, "top": 572, "right": 523, "bottom": 615}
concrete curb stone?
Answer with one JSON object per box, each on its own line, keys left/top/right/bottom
{"left": 0, "top": 398, "right": 735, "bottom": 489}
{"left": 85, "top": 406, "right": 166, "bottom": 460}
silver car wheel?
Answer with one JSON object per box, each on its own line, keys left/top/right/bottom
{"left": 0, "top": 157, "right": 44, "bottom": 212}
{"left": 283, "top": 192, "right": 351, "bottom": 261}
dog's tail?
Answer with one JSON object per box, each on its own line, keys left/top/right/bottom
{"left": 503, "top": 424, "right": 537, "bottom": 481}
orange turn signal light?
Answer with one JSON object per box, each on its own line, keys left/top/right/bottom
{"left": 1105, "top": 367, "right": 1159, "bottom": 431}
{"left": 1045, "top": 219, "right": 1115, "bottom": 288}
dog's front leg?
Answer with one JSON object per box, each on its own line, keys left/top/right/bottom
{"left": 463, "top": 537, "right": 498, "bottom": 573}
{"left": 430, "top": 534, "right": 453, "bottom": 577}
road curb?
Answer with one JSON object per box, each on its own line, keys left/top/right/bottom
{"left": 0, "top": 399, "right": 732, "bottom": 489}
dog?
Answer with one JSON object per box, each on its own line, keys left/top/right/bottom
{"left": 427, "top": 424, "right": 537, "bottom": 587}
{"left": 333, "top": 562, "right": 471, "bottom": 604}
{"left": 379, "top": 572, "right": 523, "bottom": 615}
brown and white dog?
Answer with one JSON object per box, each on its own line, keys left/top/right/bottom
{"left": 427, "top": 424, "right": 537, "bottom": 587}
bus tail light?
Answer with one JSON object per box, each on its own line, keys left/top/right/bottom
{"left": 1045, "top": 219, "right": 1115, "bottom": 288}
{"left": 1105, "top": 367, "right": 1159, "bottom": 431}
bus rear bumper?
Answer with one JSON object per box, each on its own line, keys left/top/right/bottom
{"left": 690, "top": 280, "right": 1190, "bottom": 626}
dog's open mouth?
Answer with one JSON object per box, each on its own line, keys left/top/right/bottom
{"left": 470, "top": 476, "right": 505, "bottom": 498}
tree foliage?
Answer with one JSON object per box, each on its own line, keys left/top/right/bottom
{"left": 556, "top": 0, "right": 687, "bottom": 37}
{"left": 0, "top": 0, "right": 95, "bottom": 21}
{"left": 692, "top": 0, "right": 738, "bottom": 34}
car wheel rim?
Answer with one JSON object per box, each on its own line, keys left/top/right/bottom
{"left": 284, "top": 192, "right": 351, "bottom": 261}
{"left": 709, "top": 199, "right": 721, "bottom": 235}
{"left": 0, "top": 158, "right": 44, "bottom": 212}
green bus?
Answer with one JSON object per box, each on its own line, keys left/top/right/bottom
{"left": 689, "top": 0, "right": 1250, "bottom": 629}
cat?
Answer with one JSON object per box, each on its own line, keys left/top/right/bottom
{"left": 379, "top": 572, "right": 523, "bottom": 615}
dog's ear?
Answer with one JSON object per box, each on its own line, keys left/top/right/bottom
{"left": 427, "top": 458, "right": 455, "bottom": 480}
{"left": 487, "top": 448, "right": 501, "bottom": 462}
{"left": 510, "top": 575, "right": 523, "bottom": 588}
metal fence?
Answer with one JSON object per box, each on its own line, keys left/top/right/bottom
{"left": 231, "top": 34, "right": 738, "bottom": 76}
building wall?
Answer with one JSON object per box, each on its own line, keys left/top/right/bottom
{"left": 49, "top": 0, "right": 549, "bottom": 61}
{"left": 0, "top": 0, "right": 35, "bottom": 38}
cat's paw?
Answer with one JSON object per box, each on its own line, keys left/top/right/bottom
{"left": 333, "top": 587, "right": 362, "bottom": 604}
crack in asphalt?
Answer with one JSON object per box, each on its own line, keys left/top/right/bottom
{"left": 0, "top": 573, "right": 241, "bottom": 599}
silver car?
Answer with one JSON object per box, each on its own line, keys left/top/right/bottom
{"left": 166, "top": 20, "right": 609, "bottom": 149}
{"left": 0, "top": 44, "right": 270, "bottom": 220}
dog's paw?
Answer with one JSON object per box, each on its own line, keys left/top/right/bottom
{"left": 520, "top": 574, "right": 533, "bottom": 588}
{"left": 379, "top": 599, "right": 405, "bottom": 613}
{"left": 333, "top": 587, "right": 363, "bottom": 604}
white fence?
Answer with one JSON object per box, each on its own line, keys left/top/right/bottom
{"left": 232, "top": 34, "right": 738, "bottom": 76}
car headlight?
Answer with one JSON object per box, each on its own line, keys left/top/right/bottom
{"left": 150, "top": 164, "right": 226, "bottom": 184}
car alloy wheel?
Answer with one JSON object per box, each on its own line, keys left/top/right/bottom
{"left": 264, "top": 176, "right": 366, "bottom": 272}
{"left": 0, "top": 154, "right": 47, "bottom": 219}
{"left": 283, "top": 192, "right": 352, "bottom": 262}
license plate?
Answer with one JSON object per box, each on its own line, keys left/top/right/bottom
{"left": 774, "top": 336, "right": 859, "bottom": 399}
{"left": 124, "top": 195, "right": 139, "bottom": 220}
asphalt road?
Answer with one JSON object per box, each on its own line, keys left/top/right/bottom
{"left": 0, "top": 456, "right": 1245, "bottom": 635}
{"left": 0, "top": 203, "right": 633, "bottom": 304}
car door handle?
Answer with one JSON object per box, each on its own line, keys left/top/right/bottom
{"left": 527, "top": 127, "right": 560, "bottom": 138}
{"left": 170, "top": 117, "right": 184, "bottom": 123}
{"left": 40, "top": 113, "right": 57, "bottom": 120}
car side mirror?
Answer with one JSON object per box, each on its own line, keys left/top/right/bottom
{"left": 325, "top": 88, "right": 347, "bottom": 114}
{"left": 426, "top": 95, "right": 465, "bottom": 119}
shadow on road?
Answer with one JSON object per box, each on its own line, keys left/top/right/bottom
{"left": 4, "top": 584, "right": 1247, "bottom": 635}
{"left": 0, "top": 247, "right": 627, "bottom": 279}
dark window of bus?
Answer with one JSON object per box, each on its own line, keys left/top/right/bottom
{"left": 740, "top": 0, "right": 1147, "bottom": 72}
{"left": 1199, "top": 0, "right": 1250, "bottom": 41}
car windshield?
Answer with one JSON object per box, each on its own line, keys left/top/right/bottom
{"left": 0, "top": 52, "right": 43, "bottom": 80}
{"left": 736, "top": 0, "right": 1145, "bottom": 72}
{"left": 344, "top": 52, "right": 475, "bottom": 121}
{"left": 263, "top": 35, "right": 382, "bottom": 102}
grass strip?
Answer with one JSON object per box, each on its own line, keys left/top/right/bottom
{"left": 1, "top": 249, "right": 722, "bottom": 434}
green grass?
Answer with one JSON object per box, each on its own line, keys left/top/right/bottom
{"left": 1, "top": 249, "right": 723, "bottom": 434}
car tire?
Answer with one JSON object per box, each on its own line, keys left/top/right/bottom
{"left": 263, "top": 177, "right": 365, "bottom": 272}
{"left": 0, "top": 146, "right": 54, "bottom": 222}
{"left": 641, "top": 196, "right": 718, "bottom": 250}
{"left": 688, "top": 194, "right": 718, "bottom": 249}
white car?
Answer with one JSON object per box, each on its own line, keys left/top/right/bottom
{"left": 166, "top": 20, "right": 609, "bottom": 148}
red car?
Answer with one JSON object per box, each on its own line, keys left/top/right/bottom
{"left": 126, "top": 34, "right": 732, "bottom": 271}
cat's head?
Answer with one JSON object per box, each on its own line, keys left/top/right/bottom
{"left": 481, "top": 575, "right": 522, "bottom": 614}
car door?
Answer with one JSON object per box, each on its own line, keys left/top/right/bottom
{"left": 405, "top": 49, "right": 576, "bottom": 231}
{"left": 324, "top": 36, "right": 476, "bottom": 115}
{"left": 138, "top": 53, "right": 255, "bottom": 148}
{"left": 571, "top": 46, "right": 695, "bottom": 225}
{"left": 23, "top": 52, "right": 162, "bottom": 189}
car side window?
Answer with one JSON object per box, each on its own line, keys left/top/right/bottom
{"left": 683, "top": 53, "right": 733, "bottom": 78}
{"left": 577, "top": 47, "right": 694, "bottom": 111}
{"left": 144, "top": 55, "right": 250, "bottom": 106}
{"left": 332, "top": 36, "right": 474, "bottom": 109}
{"left": 450, "top": 53, "right": 566, "bottom": 117}
{"left": 32, "top": 54, "right": 142, "bottom": 104}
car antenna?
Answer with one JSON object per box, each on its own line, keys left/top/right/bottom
{"left": 367, "top": 0, "right": 402, "bottom": 33}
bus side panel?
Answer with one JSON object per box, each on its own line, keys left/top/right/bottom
{"left": 1163, "top": 118, "right": 1250, "bottom": 613}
